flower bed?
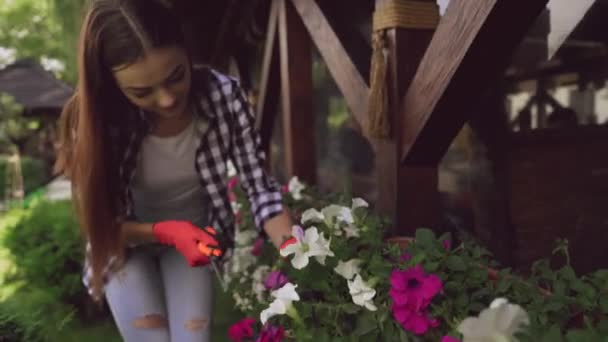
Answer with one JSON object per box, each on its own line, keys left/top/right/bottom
{"left": 222, "top": 176, "right": 608, "bottom": 342}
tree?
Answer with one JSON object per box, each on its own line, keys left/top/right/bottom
{"left": 0, "top": 93, "right": 40, "bottom": 155}
{"left": 0, "top": 0, "right": 85, "bottom": 84}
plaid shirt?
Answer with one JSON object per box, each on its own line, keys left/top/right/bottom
{"left": 83, "top": 68, "right": 284, "bottom": 298}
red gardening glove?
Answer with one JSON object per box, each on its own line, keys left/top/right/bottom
{"left": 152, "top": 221, "right": 220, "bottom": 267}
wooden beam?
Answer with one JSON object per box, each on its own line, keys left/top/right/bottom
{"left": 278, "top": 0, "right": 316, "bottom": 184}
{"left": 290, "top": 0, "right": 369, "bottom": 126}
{"left": 314, "top": 0, "right": 372, "bottom": 82}
{"left": 400, "top": 0, "right": 550, "bottom": 166}
{"left": 256, "top": 0, "right": 281, "bottom": 156}
{"left": 373, "top": 0, "right": 439, "bottom": 237}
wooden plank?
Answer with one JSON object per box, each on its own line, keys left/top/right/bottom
{"left": 373, "top": 0, "right": 439, "bottom": 237}
{"left": 278, "top": 0, "right": 317, "bottom": 184}
{"left": 399, "top": 0, "right": 550, "bottom": 166}
{"left": 290, "top": 0, "right": 369, "bottom": 126}
{"left": 256, "top": 0, "right": 281, "bottom": 156}
{"left": 314, "top": 0, "right": 372, "bottom": 83}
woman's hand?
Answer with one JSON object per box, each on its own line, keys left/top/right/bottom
{"left": 263, "top": 209, "right": 295, "bottom": 250}
{"left": 152, "top": 221, "right": 220, "bottom": 266}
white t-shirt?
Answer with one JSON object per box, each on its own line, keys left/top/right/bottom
{"left": 131, "top": 117, "right": 209, "bottom": 227}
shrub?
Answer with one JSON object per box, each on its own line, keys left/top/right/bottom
{"left": 1, "top": 199, "right": 85, "bottom": 307}
{"left": 0, "top": 287, "right": 76, "bottom": 342}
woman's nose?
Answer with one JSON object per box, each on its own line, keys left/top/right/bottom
{"left": 157, "top": 88, "right": 177, "bottom": 109}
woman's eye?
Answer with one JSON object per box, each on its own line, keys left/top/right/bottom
{"left": 167, "top": 70, "right": 184, "bottom": 84}
{"left": 132, "top": 91, "right": 151, "bottom": 99}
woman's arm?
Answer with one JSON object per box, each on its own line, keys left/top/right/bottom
{"left": 263, "top": 209, "right": 294, "bottom": 249}
{"left": 121, "top": 221, "right": 155, "bottom": 244}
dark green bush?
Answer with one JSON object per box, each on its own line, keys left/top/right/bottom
{"left": 1, "top": 199, "right": 85, "bottom": 305}
{"left": 0, "top": 287, "right": 76, "bottom": 342}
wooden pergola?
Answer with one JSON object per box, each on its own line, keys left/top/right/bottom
{"left": 249, "top": 0, "right": 552, "bottom": 236}
{"left": 171, "top": 0, "right": 604, "bottom": 267}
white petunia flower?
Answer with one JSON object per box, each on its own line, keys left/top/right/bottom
{"left": 301, "top": 208, "right": 324, "bottom": 224}
{"left": 233, "top": 292, "right": 253, "bottom": 311}
{"left": 288, "top": 176, "right": 306, "bottom": 200}
{"left": 252, "top": 265, "right": 271, "bottom": 301}
{"left": 260, "top": 282, "right": 300, "bottom": 324}
{"left": 334, "top": 259, "right": 362, "bottom": 280}
{"left": 347, "top": 274, "right": 377, "bottom": 311}
{"left": 457, "top": 298, "right": 530, "bottom": 342}
{"left": 343, "top": 225, "right": 360, "bottom": 238}
{"left": 234, "top": 229, "right": 257, "bottom": 246}
{"left": 227, "top": 159, "right": 237, "bottom": 177}
{"left": 280, "top": 226, "right": 334, "bottom": 269}
{"left": 231, "top": 201, "right": 242, "bottom": 215}
{"left": 351, "top": 198, "right": 369, "bottom": 210}
{"left": 301, "top": 198, "right": 368, "bottom": 237}
{"left": 229, "top": 246, "right": 255, "bottom": 274}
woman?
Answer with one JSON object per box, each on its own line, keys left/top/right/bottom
{"left": 55, "top": 0, "right": 294, "bottom": 340}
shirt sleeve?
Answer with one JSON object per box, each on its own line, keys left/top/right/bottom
{"left": 228, "top": 81, "right": 284, "bottom": 232}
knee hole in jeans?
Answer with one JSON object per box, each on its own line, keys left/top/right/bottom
{"left": 185, "top": 318, "right": 208, "bottom": 331}
{"left": 132, "top": 314, "right": 167, "bottom": 329}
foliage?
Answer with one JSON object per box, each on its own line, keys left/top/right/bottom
{"left": 223, "top": 177, "right": 608, "bottom": 341}
{"left": 0, "top": 287, "right": 76, "bottom": 342}
{"left": 0, "top": 0, "right": 85, "bottom": 83}
{"left": 0, "top": 198, "right": 85, "bottom": 306}
{"left": 0, "top": 93, "right": 36, "bottom": 148}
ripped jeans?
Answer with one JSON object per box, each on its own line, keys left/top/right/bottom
{"left": 105, "top": 244, "right": 213, "bottom": 342}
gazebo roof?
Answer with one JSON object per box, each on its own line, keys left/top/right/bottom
{"left": 0, "top": 59, "right": 73, "bottom": 113}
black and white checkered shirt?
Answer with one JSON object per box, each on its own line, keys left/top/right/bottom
{"left": 83, "top": 67, "right": 284, "bottom": 298}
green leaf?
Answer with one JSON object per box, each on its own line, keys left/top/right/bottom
{"left": 600, "top": 296, "right": 608, "bottom": 314}
{"left": 496, "top": 279, "right": 513, "bottom": 293}
{"left": 353, "top": 311, "right": 377, "bottom": 336}
{"left": 554, "top": 280, "right": 567, "bottom": 296}
{"left": 399, "top": 328, "right": 410, "bottom": 342}
{"left": 559, "top": 266, "right": 577, "bottom": 281}
{"left": 425, "top": 262, "right": 440, "bottom": 272}
{"left": 566, "top": 330, "right": 600, "bottom": 342}
{"left": 541, "top": 325, "right": 563, "bottom": 342}
{"left": 410, "top": 252, "right": 426, "bottom": 265}
{"left": 446, "top": 256, "right": 467, "bottom": 272}
{"left": 455, "top": 293, "right": 469, "bottom": 308}
{"left": 415, "top": 229, "right": 436, "bottom": 247}
{"left": 342, "top": 303, "right": 362, "bottom": 314}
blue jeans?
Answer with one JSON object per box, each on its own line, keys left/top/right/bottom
{"left": 105, "top": 244, "right": 214, "bottom": 341}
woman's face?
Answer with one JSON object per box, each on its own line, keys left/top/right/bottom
{"left": 113, "top": 46, "right": 192, "bottom": 120}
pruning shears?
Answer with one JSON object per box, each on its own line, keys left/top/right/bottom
{"left": 198, "top": 226, "right": 228, "bottom": 292}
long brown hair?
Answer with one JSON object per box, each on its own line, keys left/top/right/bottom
{"left": 55, "top": 0, "right": 186, "bottom": 299}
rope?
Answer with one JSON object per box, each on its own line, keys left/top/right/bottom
{"left": 367, "top": 1, "right": 439, "bottom": 138}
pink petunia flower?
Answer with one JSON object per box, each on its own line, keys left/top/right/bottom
{"left": 251, "top": 236, "right": 265, "bottom": 256}
{"left": 256, "top": 325, "right": 285, "bottom": 342}
{"left": 443, "top": 239, "right": 451, "bottom": 251}
{"left": 392, "top": 308, "right": 439, "bottom": 335}
{"left": 228, "top": 176, "right": 239, "bottom": 191}
{"left": 263, "top": 271, "right": 289, "bottom": 291}
{"left": 228, "top": 318, "right": 256, "bottom": 342}
{"left": 389, "top": 265, "right": 442, "bottom": 311}
{"left": 441, "top": 336, "right": 460, "bottom": 342}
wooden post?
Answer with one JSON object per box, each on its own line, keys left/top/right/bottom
{"left": 373, "top": 0, "right": 439, "bottom": 237}
{"left": 256, "top": 0, "right": 281, "bottom": 160}
{"left": 278, "top": 0, "right": 316, "bottom": 184}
